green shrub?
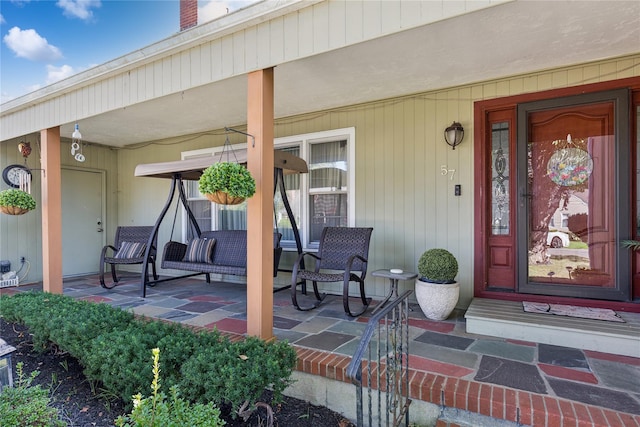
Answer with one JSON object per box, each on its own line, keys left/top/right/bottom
{"left": 0, "top": 292, "right": 134, "bottom": 356}
{"left": 0, "top": 292, "right": 75, "bottom": 351}
{"left": 417, "top": 248, "right": 458, "bottom": 284}
{"left": 155, "top": 324, "right": 226, "bottom": 387}
{"left": 0, "top": 189, "right": 36, "bottom": 210}
{"left": 0, "top": 363, "right": 65, "bottom": 427}
{"left": 198, "top": 162, "right": 256, "bottom": 199}
{"left": 115, "top": 348, "right": 225, "bottom": 427}
{"left": 1, "top": 292, "right": 297, "bottom": 417}
{"left": 46, "top": 297, "right": 134, "bottom": 360}
{"left": 82, "top": 323, "right": 158, "bottom": 402}
{"left": 180, "top": 336, "right": 297, "bottom": 415}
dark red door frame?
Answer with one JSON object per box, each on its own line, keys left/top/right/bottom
{"left": 473, "top": 77, "right": 640, "bottom": 312}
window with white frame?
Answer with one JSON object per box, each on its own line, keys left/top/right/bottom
{"left": 181, "top": 128, "right": 355, "bottom": 250}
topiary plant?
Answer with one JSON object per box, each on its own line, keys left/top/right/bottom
{"left": 198, "top": 162, "right": 256, "bottom": 204}
{"left": 0, "top": 189, "right": 36, "bottom": 214}
{"left": 417, "top": 248, "right": 458, "bottom": 284}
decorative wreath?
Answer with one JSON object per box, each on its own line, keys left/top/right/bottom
{"left": 547, "top": 147, "right": 593, "bottom": 187}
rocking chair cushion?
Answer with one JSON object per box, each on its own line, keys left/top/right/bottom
{"left": 183, "top": 237, "right": 216, "bottom": 264}
{"left": 114, "top": 241, "right": 146, "bottom": 259}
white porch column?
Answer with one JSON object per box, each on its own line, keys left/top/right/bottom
{"left": 246, "top": 68, "right": 275, "bottom": 339}
{"left": 40, "top": 127, "right": 63, "bottom": 294}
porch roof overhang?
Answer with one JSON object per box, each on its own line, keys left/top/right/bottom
{"left": 1, "top": 0, "right": 639, "bottom": 145}
{"left": 134, "top": 149, "right": 308, "bottom": 180}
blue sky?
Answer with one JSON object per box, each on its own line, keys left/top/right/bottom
{"left": 1, "top": 0, "right": 256, "bottom": 104}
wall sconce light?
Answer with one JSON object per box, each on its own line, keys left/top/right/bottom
{"left": 444, "top": 121, "right": 464, "bottom": 150}
{"left": 0, "top": 338, "right": 17, "bottom": 391}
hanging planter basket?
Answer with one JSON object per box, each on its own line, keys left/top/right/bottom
{"left": 199, "top": 161, "right": 256, "bottom": 206}
{"left": 0, "top": 205, "right": 30, "bottom": 215}
{"left": 0, "top": 189, "right": 36, "bottom": 215}
{"left": 205, "top": 191, "right": 245, "bottom": 206}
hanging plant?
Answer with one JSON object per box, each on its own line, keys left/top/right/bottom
{"left": 198, "top": 162, "right": 256, "bottom": 205}
{"left": 0, "top": 189, "right": 36, "bottom": 215}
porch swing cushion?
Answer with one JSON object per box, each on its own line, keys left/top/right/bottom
{"left": 183, "top": 238, "right": 216, "bottom": 263}
{"left": 161, "top": 230, "right": 282, "bottom": 278}
{"left": 114, "top": 241, "right": 146, "bottom": 259}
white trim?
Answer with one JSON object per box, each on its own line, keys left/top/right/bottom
{"left": 275, "top": 126, "right": 356, "bottom": 227}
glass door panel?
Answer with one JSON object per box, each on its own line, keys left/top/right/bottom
{"left": 518, "top": 92, "right": 631, "bottom": 300}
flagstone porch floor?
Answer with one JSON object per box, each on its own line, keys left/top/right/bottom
{"left": 2, "top": 274, "right": 639, "bottom": 427}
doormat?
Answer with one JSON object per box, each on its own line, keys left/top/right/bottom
{"left": 522, "top": 301, "right": 625, "bottom": 323}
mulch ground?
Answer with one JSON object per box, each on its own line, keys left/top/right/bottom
{"left": 0, "top": 318, "right": 354, "bottom": 426}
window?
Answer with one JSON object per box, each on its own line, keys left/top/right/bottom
{"left": 181, "top": 128, "right": 355, "bottom": 250}
{"left": 491, "top": 121, "right": 510, "bottom": 235}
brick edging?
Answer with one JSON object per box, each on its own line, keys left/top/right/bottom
{"left": 293, "top": 346, "right": 640, "bottom": 427}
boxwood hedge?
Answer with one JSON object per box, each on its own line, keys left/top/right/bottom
{"left": 0, "top": 292, "right": 297, "bottom": 414}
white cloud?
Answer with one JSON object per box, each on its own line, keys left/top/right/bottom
{"left": 56, "top": 0, "right": 101, "bottom": 21}
{"left": 46, "top": 64, "right": 75, "bottom": 84}
{"left": 0, "top": 14, "right": 5, "bottom": 24}
{"left": 3, "top": 27, "right": 63, "bottom": 61}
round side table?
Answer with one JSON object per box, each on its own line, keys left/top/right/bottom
{"left": 371, "top": 269, "right": 417, "bottom": 313}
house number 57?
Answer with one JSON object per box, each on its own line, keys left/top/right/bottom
{"left": 441, "top": 165, "right": 456, "bottom": 180}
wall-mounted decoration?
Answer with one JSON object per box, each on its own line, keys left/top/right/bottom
{"left": 17, "top": 141, "right": 31, "bottom": 159}
{"left": 546, "top": 147, "right": 593, "bottom": 187}
{"left": 71, "top": 123, "right": 86, "bottom": 162}
{"left": 2, "top": 164, "right": 31, "bottom": 190}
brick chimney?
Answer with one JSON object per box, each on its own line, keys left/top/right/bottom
{"left": 180, "top": 0, "right": 198, "bottom": 31}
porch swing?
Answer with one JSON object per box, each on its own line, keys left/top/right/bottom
{"left": 133, "top": 149, "right": 309, "bottom": 298}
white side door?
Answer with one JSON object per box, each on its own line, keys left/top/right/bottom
{"left": 62, "top": 168, "right": 105, "bottom": 276}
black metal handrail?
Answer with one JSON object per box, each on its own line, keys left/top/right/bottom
{"left": 346, "top": 290, "right": 413, "bottom": 427}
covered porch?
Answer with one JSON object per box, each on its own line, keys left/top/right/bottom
{"left": 2, "top": 1, "right": 639, "bottom": 341}
{"left": 2, "top": 275, "right": 639, "bottom": 426}
{"left": 1, "top": 4, "right": 639, "bottom": 425}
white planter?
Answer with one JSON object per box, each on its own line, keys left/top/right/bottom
{"left": 415, "top": 279, "right": 460, "bottom": 320}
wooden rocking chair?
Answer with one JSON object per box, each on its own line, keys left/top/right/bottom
{"left": 99, "top": 226, "right": 158, "bottom": 289}
{"left": 290, "top": 226, "right": 373, "bottom": 316}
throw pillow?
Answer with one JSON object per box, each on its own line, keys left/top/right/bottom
{"left": 114, "top": 241, "right": 146, "bottom": 259}
{"left": 183, "top": 238, "right": 216, "bottom": 263}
